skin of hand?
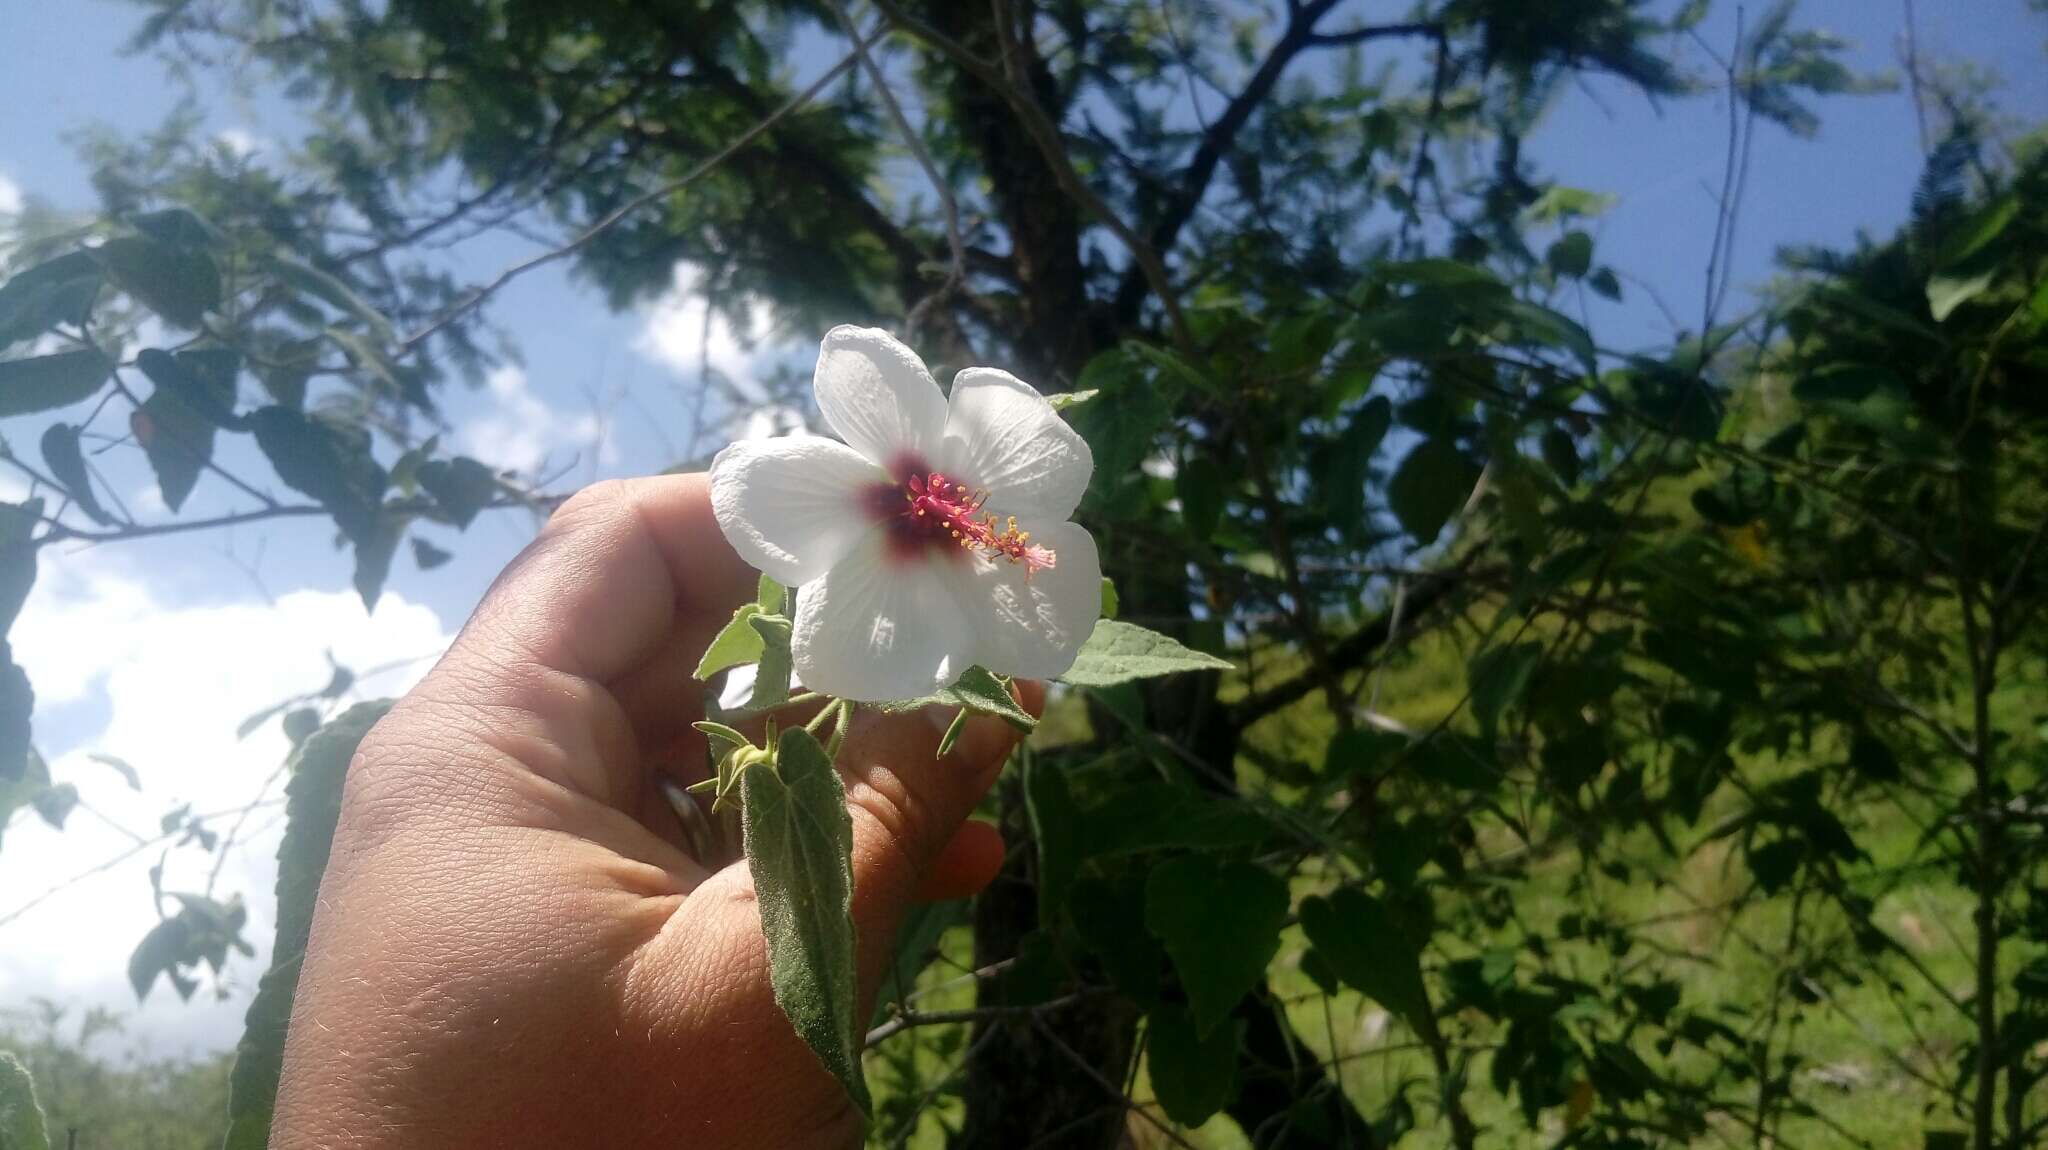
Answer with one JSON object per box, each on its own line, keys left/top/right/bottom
{"left": 270, "top": 474, "right": 1035, "bottom": 1148}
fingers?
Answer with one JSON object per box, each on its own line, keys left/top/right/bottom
{"left": 834, "top": 680, "right": 1043, "bottom": 958}
{"left": 913, "top": 819, "right": 1007, "bottom": 902}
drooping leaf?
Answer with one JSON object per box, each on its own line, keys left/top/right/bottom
{"left": 133, "top": 354, "right": 232, "bottom": 511}
{"left": 1926, "top": 270, "right": 1996, "bottom": 322}
{"left": 1299, "top": 888, "right": 1434, "bottom": 1035}
{"left": 1547, "top": 230, "right": 1594, "bottom": 278}
{"left": 741, "top": 727, "right": 870, "bottom": 1115}
{"left": 1099, "top": 576, "right": 1119, "bottom": 620}
{"left": 91, "top": 235, "right": 221, "bottom": 329}
{"left": 263, "top": 254, "right": 397, "bottom": 344}
{"left": 1146, "top": 1003, "right": 1240, "bottom": 1127}
{"left": 0, "top": 251, "right": 103, "bottom": 351}
{"left": 249, "top": 407, "right": 387, "bottom": 539}
{"left": 131, "top": 207, "right": 225, "bottom": 249}
{"left": 89, "top": 751, "right": 142, "bottom": 789}
{"left": 0, "top": 1051, "right": 50, "bottom": 1150}
{"left": 1469, "top": 643, "right": 1543, "bottom": 737}
{"left": 414, "top": 456, "right": 499, "bottom": 529}
{"left": 410, "top": 536, "right": 452, "bottom": 570}
{"left": 128, "top": 893, "right": 253, "bottom": 1001}
{"left": 222, "top": 701, "right": 392, "bottom": 1150}
{"left": 879, "top": 665, "right": 1036, "bottom": 733}
{"left": 1387, "top": 437, "right": 1480, "bottom": 545}
{"left": 0, "top": 349, "right": 112, "bottom": 418}
{"left": 1145, "top": 855, "right": 1288, "bottom": 1035}
{"left": 38, "top": 423, "right": 109, "bottom": 524}
{"left": 1059, "top": 620, "right": 1232, "bottom": 687}
{"left": 136, "top": 347, "right": 242, "bottom": 429}
{"left": 1319, "top": 395, "right": 1392, "bottom": 535}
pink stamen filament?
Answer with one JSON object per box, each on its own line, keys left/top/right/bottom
{"left": 903, "top": 471, "right": 1057, "bottom": 576}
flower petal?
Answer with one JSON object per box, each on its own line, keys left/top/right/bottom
{"left": 709, "top": 436, "right": 885, "bottom": 587}
{"left": 792, "top": 532, "right": 973, "bottom": 702}
{"left": 939, "top": 368, "right": 1094, "bottom": 522}
{"left": 814, "top": 325, "right": 948, "bottom": 469}
{"left": 949, "top": 520, "right": 1101, "bottom": 681}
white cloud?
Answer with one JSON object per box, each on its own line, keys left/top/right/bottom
{"left": 634, "top": 263, "right": 775, "bottom": 402}
{"left": 0, "top": 172, "right": 21, "bottom": 217}
{"left": 216, "top": 128, "right": 267, "bottom": 159}
{"left": 455, "top": 364, "right": 605, "bottom": 474}
{"left": 0, "top": 548, "right": 452, "bottom": 1053}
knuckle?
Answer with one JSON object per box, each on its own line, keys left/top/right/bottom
{"left": 545, "top": 477, "right": 636, "bottom": 537}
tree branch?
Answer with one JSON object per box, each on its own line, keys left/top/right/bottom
{"left": 1112, "top": 6, "right": 1445, "bottom": 320}
{"left": 1228, "top": 568, "right": 1461, "bottom": 729}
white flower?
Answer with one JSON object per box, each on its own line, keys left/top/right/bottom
{"left": 709, "top": 326, "right": 1101, "bottom": 702}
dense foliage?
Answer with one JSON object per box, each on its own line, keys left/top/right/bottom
{"left": 1, "top": 1, "right": 2043, "bottom": 1147}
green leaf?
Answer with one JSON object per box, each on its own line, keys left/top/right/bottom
{"left": 0, "top": 349, "right": 112, "bottom": 417}
{"left": 741, "top": 727, "right": 870, "bottom": 1115}
{"left": 0, "top": 499, "right": 40, "bottom": 635}
{"left": 1045, "top": 388, "right": 1098, "bottom": 411}
{"left": 1024, "top": 756, "right": 1081, "bottom": 926}
{"left": 1547, "top": 230, "right": 1594, "bottom": 278}
{"left": 89, "top": 751, "right": 142, "bottom": 789}
{"left": 414, "top": 457, "right": 499, "bottom": 529}
{"left": 1849, "top": 730, "right": 1901, "bottom": 782}
{"left": 410, "top": 536, "right": 452, "bottom": 570}
{"left": 695, "top": 603, "right": 765, "bottom": 679}
{"left": 1145, "top": 856, "right": 1288, "bottom": 1035}
{"left": 1927, "top": 269, "right": 1995, "bottom": 322}
{"left": 1059, "top": 620, "right": 1231, "bottom": 687}
{"left": 1524, "top": 186, "right": 1617, "bottom": 223}
{"left": 0, "top": 642, "right": 32, "bottom": 786}
{"left": 1793, "top": 364, "right": 1904, "bottom": 404}
{"left": 1934, "top": 193, "right": 2017, "bottom": 270}
{"left": 137, "top": 347, "right": 242, "bottom": 429}
{"left": 1587, "top": 267, "right": 1623, "bottom": 300}
{"left": 1541, "top": 427, "right": 1580, "bottom": 486}
{"left": 1387, "top": 437, "right": 1480, "bottom": 545}
{"left": 1146, "top": 1003, "right": 1240, "bottom": 1127}
{"left": 1469, "top": 643, "right": 1542, "bottom": 737}
{"left": 0, "top": 251, "right": 103, "bottom": 351}
{"left": 131, "top": 207, "right": 225, "bottom": 249}
{"left": 1177, "top": 455, "right": 1226, "bottom": 542}
{"left": 38, "top": 423, "right": 110, "bottom": 525}
{"left": 747, "top": 613, "right": 794, "bottom": 709}
{"left": 91, "top": 235, "right": 221, "bottom": 329}
{"left": 0, "top": 1051, "right": 50, "bottom": 1150}
{"left": 263, "top": 255, "right": 397, "bottom": 344}
{"left": 249, "top": 405, "right": 391, "bottom": 565}
{"left": 1299, "top": 888, "right": 1434, "bottom": 1035}
{"left": 223, "top": 701, "right": 393, "bottom": 1150}
{"left": 938, "top": 666, "right": 1035, "bottom": 730}
{"left": 1070, "top": 874, "right": 1165, "bottom": 1005}
{"left": 1099, "top": 577, "right": 1119, "bottom": 621}
{"left": 133, "top": 353, "right": 232, "bottom": 511}
{"left": 1320, "top": 395, "right": 1392, "bottom": 534}
{"left": 755, "top": 574, "right": 787, "bottom": 615}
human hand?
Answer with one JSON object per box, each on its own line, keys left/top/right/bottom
{"left": 271, "top": 474, "right": 1034, "bottom": 1148}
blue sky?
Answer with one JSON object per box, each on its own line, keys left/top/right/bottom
{"left": 0, "top": 0, "right": 2041, "bottom": 1054}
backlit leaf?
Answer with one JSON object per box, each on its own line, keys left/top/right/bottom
{"left": 1146, "top": 855, "right": 1287, "bottom": 1035}
{"left": 0, "top": 349, "right": 111, "bottom": 418}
